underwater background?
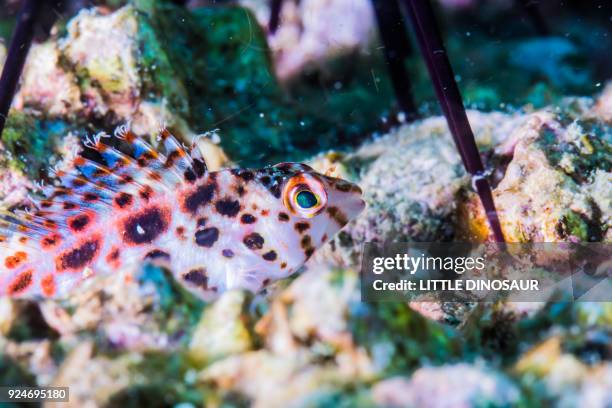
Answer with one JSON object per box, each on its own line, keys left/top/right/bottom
{"left": 0, "top": 0, "right": 610, "bottom": 406}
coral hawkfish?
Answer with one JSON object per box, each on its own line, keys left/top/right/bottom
{"left": 0, "top": 127, "right": 365, "bottom": 299}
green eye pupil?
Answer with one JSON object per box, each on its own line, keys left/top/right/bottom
{"left": 296, "top": 190, "right": 318, "bottom": 209}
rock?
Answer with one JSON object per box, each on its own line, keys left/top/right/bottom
{"left": 593, "top": 82, "right": 612, "bottom": 122}
{"left": 14, "top": 42, "right": 83, "bottom": 117}
{"left": 199, "top": 265, "right": 374, "bottom": 407}
{"left": 0, "top": 353, "right": 37, "bottom": 389}
{"left": 256, "top": 264, "right": 360, "bottom": 352}
{"left": 188, "top": 290, "right": 253, "bottom": 365}
{"left": 371, "top": 364, "right": 520, "bottom": 408}
{"left": 3, "top": 339, "right": 57, "bottom": 385}
{"left": 242, "top": 0, "right": 376, "bottom": 81}
{"left": 49, "top": 341, "right": 133, "bottom": 408}
{"left": 201, "top": 349, "right": 371, "bottom": 408}
{"left": 0, "top": 297, "right": 15, "bottom": 335}
{"left": 13, "top": 5, "right": 190, "bottom": 136}
{"left": 515, "top": 335, "right": 612, "bottom": 407}
{"left": 317, "top": 110, "right": 526, "bottom": 263}
{"left": 36, "top": 265, "right": 203, "bottom": 352}
{"left": 461, "top": 109, "right": 611, "bottom": 242}
{"left": 0, "top": 166, "right": 32, "bottom": 207}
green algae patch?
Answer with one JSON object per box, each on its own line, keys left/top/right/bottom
{"left": 136, "top": 2, "right": 394, "bottom": 166}
{"left": 1, "top": 112, "right": 71, "bottom": 176}
{"left": 350, "top": 302, "right": 464, "bottom": 374}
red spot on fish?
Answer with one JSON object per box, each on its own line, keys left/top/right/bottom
{"left": 41, "top": 233, "right": 62, "bottom": 250}
{"left": 68, "top": 213, "right": 93, "bottom": 232}
{"left": 8, "top": 270, "right": 33, "bottom": 295}
{"left": 106, "top": 247, "right": 121, "bottom": 268}
{"left": 5, "top": 251, "right": 27, "bottom": 269}
{"left": 41, "top": 274, "right": 56, "bottom": 297}
{"left": 114, "top": 192, "right": 133, "bottom": 209}
{"left": 139, "top": 185, "right": 154, "bottom": 201}
{"left": 55, "top": 236, "right": 101, "bottom": 272}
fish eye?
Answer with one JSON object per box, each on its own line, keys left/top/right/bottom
{"left": 295, "top": 190, "right": 319, "bottom": 209}
{"left": 282, "top": 174, "right": 327, "bottom": 218}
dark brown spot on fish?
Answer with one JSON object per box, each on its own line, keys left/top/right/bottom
{"left": 278, "top": 212, "right": 290, "bottom": 222}
{"left": 335, "top": 182, "right": 352, "bottom": 192}
{"left": 68, "top": 214, "right": 90, "bottom": 232}
{"left": 262, "top": 250, "right": 277, "bottom": 261}
{"left": 326, "top": 206, "right": 348, "bottom": 226}
{"left": 243, "top": 232, "right": 264, "bottom": 250}
{"left": 123, "top": 207, "right": 170, "bottom": 245}
{"left": 240, "top": 213, "right": 256, "bottom": 224}
{"left": 51, "top": 189, "right": 68, "bottom": 198}
{"left": 222, "top": 249, "right": 234, "bottom": 258}
{"left": 56, "top": 238, "right": 101, "bottom": 271}
{"left": 183, "top": 268, "right": 208, "bottom": 288}
{"left": 18, "top": 236, "right": 28, "bottom": 244}
{"left": 41, "top": 200, "right": 52, "bottom": 208}
{"left": 145, "top": 249, "right": 171, "bottom": 261}
{"left": 165, "top": 150, "right": 180, "bottom": 168}
{"left": 176, "top": 226, "right": 186, "bottom": 239}
{"left": 184, "top": 169, "right": 197, "bottom": 182}
{"left": 149, "top": 172, "right": 162, "bottom": 182}
{"left": 114, "top": 192, "right": 133, "bottom": 209}
{"left": 301, "top": 235, "right": 312, "bottom": 249}
{"left": 8, "top": 270, "right": 33, "bottom": 295}
{"left": 139, "top": 185, "right": 154, "bottom": 201}
{"left": 280, "top": 262, "right": 287, "bottom": 269}
{"left": 197, "top": 218, "right": 207, "bottom": 228}
{"left": 294, "top": 222, "right": 310, "bottom": 233}
{"left": 215, "top": 198, "right": 241, "bottom": 217}
{"left": 263, "top": 278, "right": 271, "bottom": 286}
{"left": 63, "top": 202, "right": 77, "bottom": 210}
{"left": 305, "top": 248, "right": 315, "bottom": 258}
{"left": 183, "top": 183, "right": 215, "bottom": 214}
{"left": 41, "top": 233, "right": 61, "bottom": 250}
{"left": 195, "top": 227, "right": 219, "bottom": 248}
{"left": 93, "top": 168, "right": 107, "bottom": 178}
{"left": 261, "top": 209, "right": 269, "bottom": 216}
{"left": 236, "top": 185, "right": 246, "bottom": 197}
{"left": 43, "top": 219, "right": 57, "bottom": 229}
{"left": 233, "top": 169, "right": 254, "bottom": 181}
{"left": 84, "top": 193, "right": 99, "bottom": 202}
{"left": 193, "top": 159, "right": 207, "bottom": 178}
{"left": 119, "top": 175, "right": 134, "bottom": 185}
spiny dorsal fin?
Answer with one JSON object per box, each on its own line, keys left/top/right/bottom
{"left": 0, "top": 126, "right": 210, "bottom": 298}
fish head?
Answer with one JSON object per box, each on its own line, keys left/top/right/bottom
{"left": 216, "top": 162, "right": 365, "bottom": 291}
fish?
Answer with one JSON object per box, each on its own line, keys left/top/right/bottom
{"left": 0, "top": 126, "right": 365, "bottom": 299}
